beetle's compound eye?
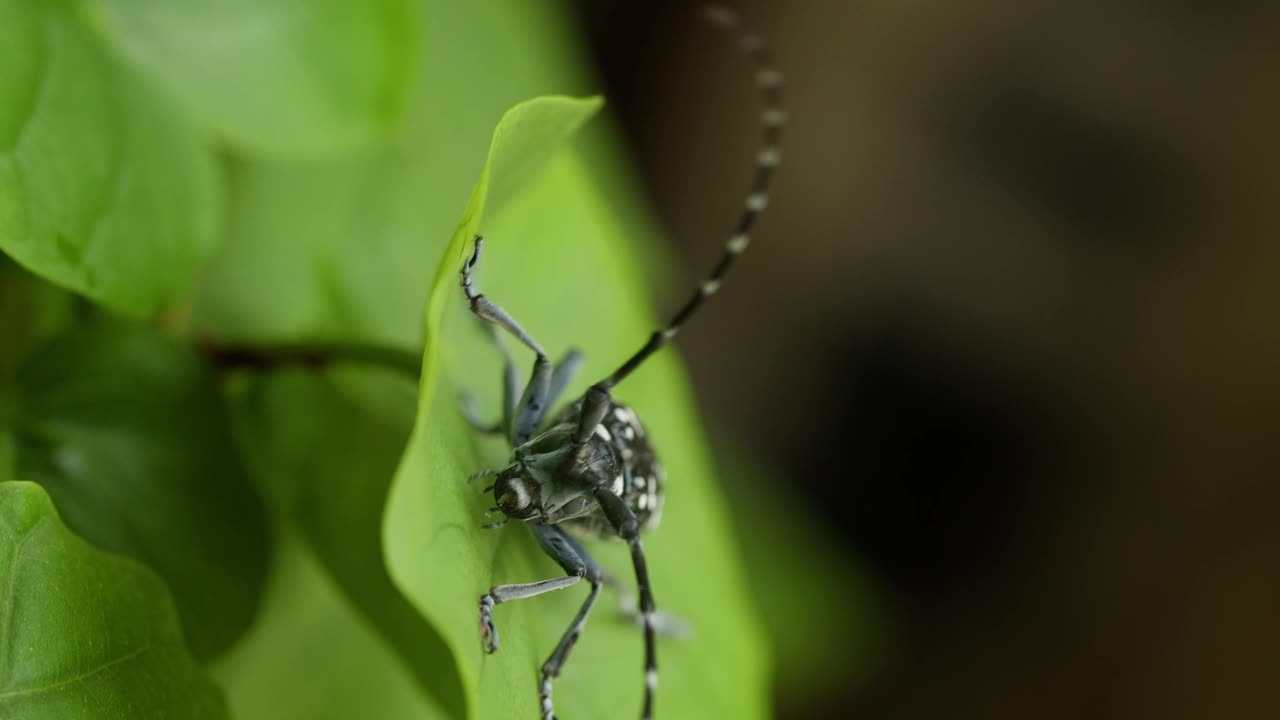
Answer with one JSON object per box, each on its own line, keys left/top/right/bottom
{"left": 493, "top": 465, "right": 541, "bottom": 520}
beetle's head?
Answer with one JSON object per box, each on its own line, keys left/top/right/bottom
{"left": 492, "top": 463, "right": 542, "bottom": 521}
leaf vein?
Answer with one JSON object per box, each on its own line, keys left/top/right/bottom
{"left": 0, "top": 518, "right": 41, "bottom": 687}
{"left": 0, "top": 9, "right": 50, "bottom": 157}
{"left": 0, "top": 644, "right": 158, "bottom": 702}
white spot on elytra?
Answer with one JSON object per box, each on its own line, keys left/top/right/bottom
{"left": 647, "top": 500, "right": 665, "bottom": 529}
{"left": 746, "top": 193, "right": 769, "bottom": 212}
{"left": 594, "top": 425, "right": 612, "bottom": 442}
{"left": 727, "top": 234, "right": 750, "bottom": 253}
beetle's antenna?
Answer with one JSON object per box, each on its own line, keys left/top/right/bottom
{"left": 597, "top": 4, "right": 784, "bottom": 390}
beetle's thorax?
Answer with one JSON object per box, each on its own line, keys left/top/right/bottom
{"left": 505, "top": 421, "right": 618, "bottom": 524}
{"left": 523, "top": 402, "right": 667, "bottom": 538}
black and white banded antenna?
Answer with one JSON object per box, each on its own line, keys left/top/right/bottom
{"left": 594, "top": 3, "right": 785, "bottom": 391}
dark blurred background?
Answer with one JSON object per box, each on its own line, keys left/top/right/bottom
{"left": 573, "top": 1, "right": 1280, "bottom": 718}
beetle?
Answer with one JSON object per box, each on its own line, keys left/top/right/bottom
{"left": 459, "top": 6, "right": 783, "bottom": 719}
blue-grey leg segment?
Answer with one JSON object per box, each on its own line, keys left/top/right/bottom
{"left": 535, "top": 526, "right": 603, "bottom": 720}
{"left": 459, "top": 324, "right": 523, "bottom": 435}
{"left": 513, "top": 348, "right": 581, "bottom": 447}
{"left": 460, "top": 392, "right": 503, "bottom": 434}
{"left": 491, "top": 325, "right": 521, "bottom": 437}
{"left": 511, "top": 356, "right": 551, "bottom": 446}
{"left": 605, "top": 572, "right": 691, "bottom": 638}
{"left": 460, "top": 235, "right": 553, "bottom": 446}
{"left": 478, "top": 523, "right": 592, "bottom": 654}
{"left": 546, "top": 349, "right": 583, "bottom": 414}
{"left": 476, "top": 523, "right": 603, "bottom": 720}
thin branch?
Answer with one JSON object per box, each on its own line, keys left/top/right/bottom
{"left": 198, "top": 338, "right": 423, "bottom": 378}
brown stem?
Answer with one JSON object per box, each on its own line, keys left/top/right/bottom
{"left": 197, "top": 338, "right": 422, "bottom": 377}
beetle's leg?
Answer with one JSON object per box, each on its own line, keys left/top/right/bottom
{"left": 460, "top": 390, "right": 505, "bottom": 435}
{"left": 479, "top": 574, "right": 579, "bottom": 654}
{"left": 478, "top": 523, "right": 587, "bottom": 654}
{"left": 536, "top": 525, "right": 604, "bottom": 720}
{"left": 477, "top": 523, "right": 602, "bottom": 720}
{"left": 546, "top": 349, "right": 583, "bottom": 413}
{"left": 571, "top": 383, "right": 612, "bottom": 446}
{"left": 464, "top": 345, "right": 582, "bottom": 447}
{"left": 592, "top": 487, "right": 659, "bottom": 720}
{"left": 460, "top": 235, "right": 551, "bottom": 445}
{"left": 604, "top": 571, "right": 691, "bottom": 638}
{"left": 458, "top": 322, "right": 521, "bottom": 436}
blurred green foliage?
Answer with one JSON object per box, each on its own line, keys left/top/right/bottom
{"left": 227, "top": 363, "right": 463, "bottom": 716}
{"left": 85, "top": 0, "right": 418, "bottom": 157}
{"left": 11, "top": 323, "right": 268, "bottom": 661}
{"left": 208, "top": 531, "right": 443, "bottom": 720}
{"left": 0, "top": 0, "right": 218, "bottom": 316}
{"left": 0, "top": 0, "right": 875, "bottom": 718}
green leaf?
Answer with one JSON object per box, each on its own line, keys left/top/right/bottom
{"left": 227, "top": 365, "right": 463, "bottom": 717}
{"left": 209, "top": 530, "right": 445, "bottom": 720}
{"left": 0, "top": 481, "right": 226, "bottom": 719}
{"left": 10, "top": 323, "right": 269, "bottom": 661}
{"left": 187, "top": 0, "right": 601, "bottom": 348}
{"left": 383, "top": 99, "right": 770, "bottom": 719}
{"left": 0, "top": 0, "right": 218, "bottom": 316}
{"left": 84, "top": 0, "right": 417, "bottom": 157}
